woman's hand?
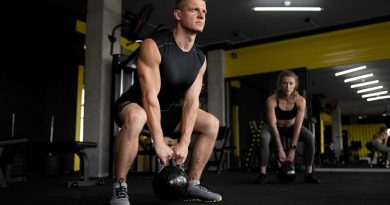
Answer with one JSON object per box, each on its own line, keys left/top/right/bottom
{"left": 278, "top": 148, "right": 287, "bottom": 162}
{"left": 286, "top": 149, "right": 296, "bottom": 162}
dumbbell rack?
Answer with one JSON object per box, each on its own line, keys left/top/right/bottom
{"left": 243, "top": 121, "right": 263, "bottom": 171}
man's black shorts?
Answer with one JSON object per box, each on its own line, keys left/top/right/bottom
{"left": 113, "top": 99, "right": 182, "bottom": 139}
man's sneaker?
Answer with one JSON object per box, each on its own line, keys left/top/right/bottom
{"left": 255, "top": 173, "right": 267, "bottom": 184}
{"left": 304, "top": 173, "right": 321, "bottom": 184}
{"left": 181, "top": 180, "right": 222, "bottom": 202}
{"left": 110, "top": 178, "right": 130, "bottom": 205}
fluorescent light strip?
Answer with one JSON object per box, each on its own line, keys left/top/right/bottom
{"left": 361, "top": 91, "right": 388, "bottom": 98}
{"left": 367, "top": 95, "right": 390, "bottom": 101}
{"left": 335, "top": 66, "right": 366, "bottom": 76}
{"left": 357, "top": 86, "right": 383, "bottom": 93}
{"left": 350, "top": 80, "right": 379, "bottom": 88}
{"left": 252, "top": 7, "right": 323, "bottom": 11}
{"left": 344, "top": 73, "right": 373, "bottom": 83}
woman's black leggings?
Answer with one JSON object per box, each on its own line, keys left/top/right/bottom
{"left": 259, "top": 123, "right": 316, "bottom": 166}
{"left": 371, "top": 140, "right": 390, "bottom": 160}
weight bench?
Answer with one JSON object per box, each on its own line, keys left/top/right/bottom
{"left": 0, "top": 138, "right": 28, "bottom": 188}
{"left": 27, "top": 141, "right": 103, "bottom": 188}
{"left": 1, "top": 139, "right": 102, "bottom": 188}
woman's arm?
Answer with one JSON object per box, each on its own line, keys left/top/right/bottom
{"left": 291, "top": 96, "right": 306, "bottom": 146}
{"left": 266, "top": 95, "right": 287, "bottom": 161}
{"left": 286, "top": 95, "right": 306, "bottom": 162}
{"left": 266, "top": 95, "right": 283, "bottom": 149}
{"left": 383, "top": 131, "right": 388, "bottom": 145}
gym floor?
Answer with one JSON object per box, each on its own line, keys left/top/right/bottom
{"left": 1, "top": 169, "right": 390, "bottom": 205}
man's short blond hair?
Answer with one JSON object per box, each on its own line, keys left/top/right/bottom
{"left": 175, "top": 0, "right": 206, "bottom": 9}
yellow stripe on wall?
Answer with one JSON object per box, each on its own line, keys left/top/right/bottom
{"left": 319, "top": 112, "right": 332, "bottom": 154}
{"left": 319, "top": 119, "right": 324, "bottom": 154}
{"left": 76, "top": 20, "right": 86, "bottom": 34}
{"left": 73, "top": 65, "right": 84, "bottom": 171}
{"left": 232, "top": 105, "right": 241, "bottom": 166}
{"left": 225, "top": 21, "right": 390, "bottom": 78}
{"left": 320, "top": 112, "right": 332, "bottom": 125}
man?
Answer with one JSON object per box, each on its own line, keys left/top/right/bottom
{"left": 110, "top": 0, "right": 222, "bottom": 204}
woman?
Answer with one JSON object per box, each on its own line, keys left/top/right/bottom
{"left": 369, "top": 126, "right": 390, "bottom": 168}
{"left": 256, "top": 70, "right": 320, "bottom": 184}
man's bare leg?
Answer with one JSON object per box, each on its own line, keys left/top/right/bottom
{"left": 187, "top": 109, "right": 219, "bottom": 180}
{"left": 114, "top": 104, "right": 147, "bottom": 181}
{"left": 182, "top": 109, "right": 222, "bottom": 202}
{"left": 110, "top": 103, "right": 147, "bottom": 205}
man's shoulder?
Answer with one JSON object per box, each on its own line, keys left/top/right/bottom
{"left": 149, "top": 30, "right": 172, "bottom": 42}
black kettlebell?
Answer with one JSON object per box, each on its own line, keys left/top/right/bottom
{"left": 152, "top": 160, "right": 188, "bottom": 200}
{"left": 276, "top": 161, "right": 296, "bottom": 183}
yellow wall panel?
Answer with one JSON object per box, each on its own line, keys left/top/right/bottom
{"left": 320, "top": 112, "right": 332, "bottom": 125}
{"left": 75, "top": 20, "right": 140, "bottom": 52}
{"left": 342, "top": 123, "right": 386, "bottom": 157}
{"left": 225, "top": 21, "right": 390, "bottom": 78}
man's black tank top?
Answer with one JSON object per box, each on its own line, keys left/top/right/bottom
{"left": 275, "top": 99, "right": 298, "bottom": 120}
{"left": 119, "top": 31, "right": 205, "bottom": 110}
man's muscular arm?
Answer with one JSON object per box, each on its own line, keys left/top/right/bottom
{"left": 137, "top": 38, "right": 173, "bottom": 165}
{"left": 173, "top": 59, "right": 207, "bottom": 164}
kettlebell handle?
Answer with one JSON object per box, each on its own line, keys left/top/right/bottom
{"left": 278, "top": 160, "right": 294, "bottom": 167}
{"left": 157, "top": 159, "right": 185, "bottom": 173}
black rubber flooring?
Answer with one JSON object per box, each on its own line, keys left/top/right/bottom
{"left": 1, "top": 170, "right": 390, "bottom": 205}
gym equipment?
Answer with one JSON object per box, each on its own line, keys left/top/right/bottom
{"left": 26, "top": 141, "right": 102, "bottom": 188}
{"left": 122, "top": 3, "right": 153, "bottom": 40}
{"left": 0, "top": 138, "right": 28, "bottom": 188}
{"left": 349, "top": 141, "right": 362, "bottom": 163}
{"left": 0, "top": 139, "right": 103, "bottom": 188}
{"left": 206, "top": 126, "right": 235, "bottom": 174}
{"left": 276, "top": 161, "right": 296, "bottom": 183}
{"left": 244, "top": 121, "right": 263, "bottom": 171}
{"left": 152, "top": 160, "right": 187, "bottom": 200}
{"left": 108, "top": 3, "right": 154, "bottom": 56}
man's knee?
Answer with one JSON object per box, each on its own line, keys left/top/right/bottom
{"left": 210, "top": 115, "right": 220, "bottom": 134}
{"left": 203, "top": 113, "right": 219, "bottom": 138}
{"left": 120, "top": 107, "right": 147, "bottom": 131}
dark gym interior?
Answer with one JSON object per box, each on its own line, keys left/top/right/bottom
{"left": 1, "top": 0, "right": 390, "bottom": 204}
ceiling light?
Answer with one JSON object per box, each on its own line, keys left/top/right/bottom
{"left": 361, "top": 91, "right": 388, "bottom": 98}
{"left": 252, "top": 7, "right": 323, "bottom": 11}
{"left": 350, "top": 80, "right": 379, "bottom": 88}
{"left": 367, "top": 95, "right": 390, "bottom": 101}
{"left": 344, "top": 73, "right": 373, "bottom": 83}
{"left": 357, "top": 86, "right": 383, "bottom": 93}
{"left": 284, "top": 0, "right": 292, "bottom": 6}
{"left": 335, "top": 66, "right": 367, "bottom": 76}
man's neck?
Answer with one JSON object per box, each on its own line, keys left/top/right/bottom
{"left": 173, "top": 28, "right": 197, "bottom": 52}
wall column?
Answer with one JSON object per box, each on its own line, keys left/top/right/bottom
{"left": 332, "top": 106, "right": 343, "bottom": 157}
{"left": 207, "top": 50, "right": 226, "bottom": 126}
{"left": 84, "top": 0, "right": 121, "bottom": 177}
